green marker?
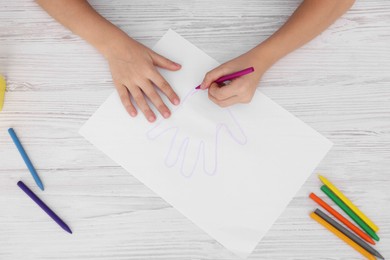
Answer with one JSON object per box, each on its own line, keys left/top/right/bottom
{"left": 320, "top": 185, "right": 379, "bottom": 241}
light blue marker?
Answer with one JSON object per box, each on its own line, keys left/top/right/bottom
{"left": 8, "top": 128, "right": 44, "bottom": 191}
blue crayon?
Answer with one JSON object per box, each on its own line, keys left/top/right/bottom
{"left": 8, "top": 128, "right": 44, "bottom": 191}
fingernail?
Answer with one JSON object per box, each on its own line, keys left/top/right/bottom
{"left": 174, "top": 62, "right": 181, "bottom": 67}
{"left": 163, "top": 111, "right": 170, "bottom": 118}
{"left": 130, "top": 111, "right": 137, "bottom": 117}
{"left": 173, "top": 98, "right": 180, "bottom": 105}
{"left": 148, "top": 115, "right": 156, "bottom": 122}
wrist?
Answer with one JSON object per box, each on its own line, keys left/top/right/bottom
{"left": 250, "top": 42, "right": 281, "bottom": 72}
{"left": 95, "top": 28, "right": 137, "bottom": 60}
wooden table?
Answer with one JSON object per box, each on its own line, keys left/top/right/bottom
{"left": 1, "top": 0, "right": 389, "bottom": 259}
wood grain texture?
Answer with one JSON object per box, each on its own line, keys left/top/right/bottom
{"left": 1, "top": 0, "right": 389, "bottom": 259}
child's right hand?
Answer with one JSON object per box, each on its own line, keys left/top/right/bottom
{"left": 104, "top": 37, "right": 181, "bottom": 122}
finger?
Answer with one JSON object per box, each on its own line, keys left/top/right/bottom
{"left": 146, "top": 120, "right": 175, "bottom": 140}
{"left": 179, "top": 138, "right": 201, "bottom": 178}
{"left": 115, "top": 82, "right": 137, "bottom": 117}
{"left": 223, "top": 109, "right": 248, "bottom": 145}
{"left": 208, "top": 89, "right": 241, "bottom": 108}
{"left": 128, "top": 86, "right": 156, "bottom": 122}
{"left": 165, "top": 132, "right": 188, "bottom": 168}
{"left": 209, "top": 95, "right": 241, "bottom": 108}
{"left": 151, "top": 72, "right": 180, "bottom": 105}
{"left": 200, "top": 138, "right": 218, "bottom": 175}
{"left": 152, "top": 51, "right": 181, "bottom": 71}
{"left": 141, "top": 80, "right": 171, "bottom": 119}
{"left": 208, "top": 82, "right": 240, "bottom": 101}
{"left": 200, "top": 65, "right": 232, "bottom": 90}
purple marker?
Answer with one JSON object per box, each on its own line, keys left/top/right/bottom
{"left": 195, "top": 67, "right": 255, "bottom": 89}
{"left": 17, "top": 181, "right": 72, "bottom": 234}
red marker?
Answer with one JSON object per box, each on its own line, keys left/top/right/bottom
{"left": 309, "top": 192, "right": 375, "bottom": 245}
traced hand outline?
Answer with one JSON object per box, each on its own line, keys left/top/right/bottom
{"left": 146, "top": 88, "right": 247, "bottom": 178}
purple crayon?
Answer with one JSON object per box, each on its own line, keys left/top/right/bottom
{"left": 17, "top": 181, "right": 72, "bottom": 234}
{"left": 195, "top": 67, "right": 255, "bottom": 89}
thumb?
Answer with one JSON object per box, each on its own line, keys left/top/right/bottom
{"left": 223, "top": 109, "right": 248, "bottom": 145}
{"left": 152, "top": 52, "right": 181, "bottom": 71}
{"left": 146, "top": 119, "right": 172, "bottom": 140}
{"left": 200, "top": 65, "right": 231, "bottom": 90}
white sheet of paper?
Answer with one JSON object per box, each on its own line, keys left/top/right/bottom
{"left": 80, "top": 29, "right": 333, "bottom": 258}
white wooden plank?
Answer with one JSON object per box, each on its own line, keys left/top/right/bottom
{"left": 0, "top": 0, "right": 389, "bottom": 259}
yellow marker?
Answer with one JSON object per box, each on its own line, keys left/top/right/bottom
{"left": 0, "top": 75, "right": 5, "bottom": 111}
{"left": 319, "top": 175, "right": 379, "bottom": 232}
{"left": 310, "top": 212, "right": 375, "bottom": 260}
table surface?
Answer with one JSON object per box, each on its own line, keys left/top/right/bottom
{"left": 1, "top": 0, "right": 389, "bottom": 259}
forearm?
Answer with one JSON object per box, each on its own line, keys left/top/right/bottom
{"left": 254, "top": 0, "right": 355, "bottom": 68}
{"left": 36, "top": 0, "right": 129, "bottom": 57}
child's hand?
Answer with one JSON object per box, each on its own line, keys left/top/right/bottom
{"left": 105, "top": 37, "right": 181, "bottom": 122}
{"left": 200, "top": 50, "right": 268, "bottom": 107}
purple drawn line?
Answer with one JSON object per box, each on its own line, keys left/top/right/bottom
{"left": 166, "top": 129, "right": 189, "bottom": 168}
{"left": 146, "top": 89, "right": 247, "bottom": 178}
{"left": 200, "top": 114, "right": 247, "bottom": 177}
{"left": 178, "top": 137, "right": 199, "bottom": 178}
{"left": 146, "top": 89, "right": 196, "bottom": 170}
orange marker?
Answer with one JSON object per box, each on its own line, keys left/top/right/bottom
{"left": 310, "top": 212, "right": 375, "bottom": 260}
{"left": 309, "top": 192, "right": 375, "bottom": 245}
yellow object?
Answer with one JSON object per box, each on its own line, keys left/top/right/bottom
{"left": 0, "top": 75, "right": 5, "bottom": 111}
{"left": 319, "top": 175, "right": 379, "bottom": 232}
{"left": 310, "top": 212, "right": 375, "bottom": 260}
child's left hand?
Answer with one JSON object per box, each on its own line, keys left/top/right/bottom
{"left": 199, "top": 49, "right": 269, "bottom": 107}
